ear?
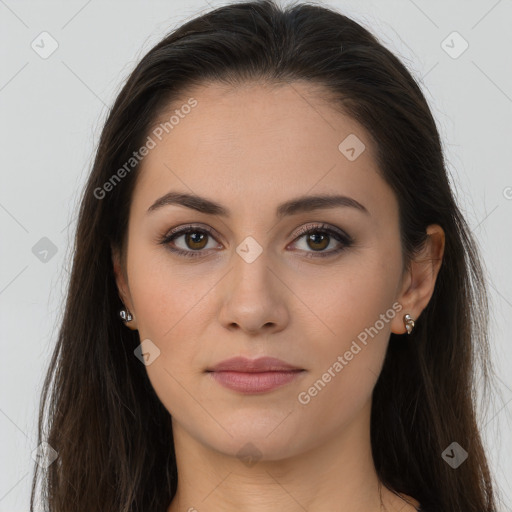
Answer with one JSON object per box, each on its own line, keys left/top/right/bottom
{"left": 391, "top": 224, "right": 445, "bottom": 335}
{"left": 111, "top": 243, "right": 138, "bottom": 330}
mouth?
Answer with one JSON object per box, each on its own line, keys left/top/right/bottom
{"left": 205, "top": 356, "right": 306, "bottom": 394}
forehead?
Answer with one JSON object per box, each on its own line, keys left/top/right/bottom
{"left": 131, "top": 80, "right": 397, "bottom": 224}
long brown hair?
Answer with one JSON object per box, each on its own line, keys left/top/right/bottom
{"left": 30, "top": 1, "right": 499, "bottom": 510}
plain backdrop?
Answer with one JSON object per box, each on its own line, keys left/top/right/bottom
{"left": 1, "top": 0, "right": 511, "bottom": 510}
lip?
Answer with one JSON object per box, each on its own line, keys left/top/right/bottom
{"left": 207, "top": 356, "right": 303, "bottom": 373}
{"left": 206, "top": 357, "right": 305, "bottom": 394}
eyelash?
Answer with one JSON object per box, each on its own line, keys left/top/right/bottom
{"left": 158, "top": 223, "right": 353, "bottom": 259}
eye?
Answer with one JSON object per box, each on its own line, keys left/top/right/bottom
{"left": 158, "top": 222, "right": 353, "bottom": 259}
{"left": 288, "top": 223, "right": 353, "bottom": 258}
{"left": 158, "top": 225, "right": 221, "bottom": 258}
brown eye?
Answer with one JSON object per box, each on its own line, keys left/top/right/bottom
{"left": 160, "top": 223, "right": 353, "bottom": 260}
{"left": 291, "top": 223, "right": 353, "bottom": 258}
{"left": 183, "top": 231, "right": 208, "bottom": 250}
{"left": 305, "top": 232, "right": 330, "bottom": 251}
{"left": 160, "top": 226, "right": 221, "bottom": 259}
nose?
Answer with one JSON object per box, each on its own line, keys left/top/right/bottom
{"left": 217, "top": 249, "right": 290, "bottom": 337}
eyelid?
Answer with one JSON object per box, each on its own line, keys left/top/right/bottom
{"left": 291, "top": 222, "right": 353, "bottom": 244}
{"left": 163, "top": 223, "right": 222, "bottom": 248}
{"left": 163, "top": 222, "right": 351, "bottom": 242}
{"left": 159, "top": 221, "right": 353, "bottom": 258}
{"left": 166, "top": 223, "right": 216, "bottom": 237}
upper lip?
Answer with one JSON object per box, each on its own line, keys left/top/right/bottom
{"left": 207, "top": 356, "right": 303, "bottom": 373}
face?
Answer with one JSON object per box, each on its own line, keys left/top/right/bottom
{"left": 113, "top": 80, "right": 411, "bottom": 461}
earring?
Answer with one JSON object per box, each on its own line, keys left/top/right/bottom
{"left": 403, "top": 313, "right": 415, "bottom": 334}
{"left": 119, "top": 308, "right": 133, "bottom": 322}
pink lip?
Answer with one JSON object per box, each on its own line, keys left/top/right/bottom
{"left": 207, "top": 356, "right": 302, "bottom": 372}
{"left": 206, "top": 357, "right": 305, "bottom": 394}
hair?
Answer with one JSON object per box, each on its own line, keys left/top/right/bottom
{"left": 30, "top": 1, "right": 499, "bottom": 511}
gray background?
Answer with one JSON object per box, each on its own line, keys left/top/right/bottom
{"left": 1, "top": 0, "right": 511, "bottom": 510}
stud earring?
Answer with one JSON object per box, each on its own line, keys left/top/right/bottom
{"left": 119, "top": 308, "right": 133, "bottom": 322}
{"left": 403, "top": 313, "right": 415, "bottom": 334}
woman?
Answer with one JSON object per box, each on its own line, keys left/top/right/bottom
{"left": 30, "top": 1, "right": 499, "bottom": 511}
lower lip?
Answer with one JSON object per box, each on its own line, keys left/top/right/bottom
{"left": 208, "top": 370, "right": 305, "bottom": 393}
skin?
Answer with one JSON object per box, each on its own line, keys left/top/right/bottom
{"left": 112, "top": 80, "right": 445, "bottom": 512}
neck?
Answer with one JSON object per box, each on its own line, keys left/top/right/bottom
{"left": 166, "top": 400, "right": 418, "bottom": 512}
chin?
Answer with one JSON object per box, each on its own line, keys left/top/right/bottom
{"left": 212, "top": 435, "right": 304, "bottom": 463}
{"left": 199, "top": 416, "right": 310, "bottom": 462}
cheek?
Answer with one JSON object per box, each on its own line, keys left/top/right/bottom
{"left": 293, "top": 252, "right": 401, "bottom": 398}
{"left": 289, "top": 279, "right": 396, "bottom": 437}
{"left": 126, "top": 256, "right": 208, "bottom": 417}
{"left": 127, "top": 248, "right": 217, "bottom": 386}
{"left": 302, "top": 254, "right": 400, "bottom": 342}
{"left": 127, "top": 243, "right": 207, "bottom": 339}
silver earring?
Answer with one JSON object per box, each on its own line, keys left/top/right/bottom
{"left": 403, "top": 313, "right": 415, "bottom": 334}
{"left": 119, "top": 309, "right": 133, "bottom": 322}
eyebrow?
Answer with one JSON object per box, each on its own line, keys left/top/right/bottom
{"left": 146, "top": 191, "right": 370, "bottom": 218}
